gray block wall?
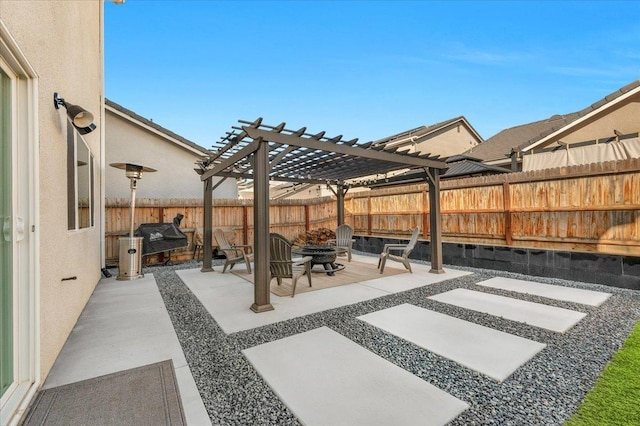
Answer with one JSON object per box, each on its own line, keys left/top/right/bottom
{"left": 354, "top": 236, "right": 640, "bottom": 290}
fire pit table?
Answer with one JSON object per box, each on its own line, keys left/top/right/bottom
{"left": 292, "top": 245, "right": 347, "bottom": 276}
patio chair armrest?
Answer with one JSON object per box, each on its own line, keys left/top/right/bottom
{"left": 230, "top": 244, "right": 252, "bottom": 253}
{"left": 292, "top": 256, "right": 313, "bottom": 266}
{"left": 381, "top": 243, "right": 407, "bottom": 254}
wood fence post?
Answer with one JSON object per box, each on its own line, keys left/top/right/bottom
{"left": 157, "top": 206, "right": 166, "bottom": 263}
{"left": 305, "top": 205, "right": 310, "bottom": 231}
{"left": 243, "top": 205, "right": 248, "bottom": 246}
{"left": 422, "top": 190, "right": 429, "bottom": 239}
{"left": 367, "top": 195, "right": 372, "bottom": 235}
{"left": 503, "top": 182, "right": 512, "bottom": 245}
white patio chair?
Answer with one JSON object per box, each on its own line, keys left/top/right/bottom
{"left": 378, "top": 227, "right": 420, "bottom": 273}
{"left": 214, "top": 228, "right": 254, "bottom": 273}
{"left": 269, "top": 233, "right": 312, "bottom": 297}
{"left": 327, "top": 224, "right": 355, "bottom": 262}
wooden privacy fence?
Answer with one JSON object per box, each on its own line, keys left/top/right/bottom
{"left": 105, "top": 158, "right": 640, "bottom": 265}
{"left": 346, "top": 158, "right": 640, "bottom": 257}
{"left": 105, "top": 197, "right": 337, "bottom": 265}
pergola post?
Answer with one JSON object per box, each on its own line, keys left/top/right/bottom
{"left": 201, "top": 176, "right": 214, "bottom": 272}
{"left": 250, "top": 139, "right": 274, "bottom": 313}
{"left": 329, "top": 183, "right": 348, "bottom": 226}
{"left": 427, "top": 167, "right": 444, "bottom": 274}
{"left": 336, "top": 183, "right": 345, "bottom": 226}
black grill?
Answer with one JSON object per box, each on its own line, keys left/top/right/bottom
{"left": 134, "top": 214, "right": 188, "bottom": 257}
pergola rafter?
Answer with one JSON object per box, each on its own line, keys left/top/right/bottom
{"left": 197, "top": 118, "right": 448, "bottom": 313}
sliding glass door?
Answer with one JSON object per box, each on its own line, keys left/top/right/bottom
{"left": 0, "top": 67, "right": 13, "bottom": 399}
{"left": 0, "top": 39, "right": 37, "bottom": 423}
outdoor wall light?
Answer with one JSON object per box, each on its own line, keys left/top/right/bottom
{"left": 53, "top": 92, "right": 97, "bottom": 135}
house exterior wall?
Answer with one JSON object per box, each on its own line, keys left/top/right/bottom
{"left": 557, "top": 96, "right": 640, "bottom": 144}
{"left": 106, "top": 110, "right": 237, "bottom": 199}
{"left": 521, "top": 95, "right": 640, "bottom": 171}
{"left": 239, "top": 183, "right": 333, "bottom": 200}
{"left": 277, "top": 185, "right": 333, "bottom": 200}
{"left": 414, "top": 124, "right": 481, "bottom": 158}
{"left": 0, "top": 0, "right": 104, "bottom": 385}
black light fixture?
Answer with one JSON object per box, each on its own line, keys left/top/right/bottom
{"left": 53, "top": 92, "right": 96, "bottom": 135}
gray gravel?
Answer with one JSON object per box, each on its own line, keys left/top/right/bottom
{"left": 144, "top": 253, "right": 640, "bottom": 426}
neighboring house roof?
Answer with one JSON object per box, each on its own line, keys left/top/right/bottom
{"left": 367, "top": 155, "right": 510, "bottom": 187}
{"left": 372, "top": 116, "right": 484, "bottom": 156}
{"left": 442, "top": 158, "right": 512, "bottom": 179}
{"left": 516, "top": 79, "right": 640, "bottom": 153}
{"left": 466, "top": 79, "right": 640, "bottom": 163}
{"left": 105, "top": 98, "right": 210, "bottom": 157}
{"left": 445, "top": 154, "right": 483, "bottom": 163}
{"left": 465, "top": 112, "right": 581, "bottom": 163}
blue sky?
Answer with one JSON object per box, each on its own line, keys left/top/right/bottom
{"left": 105, "top": 1, "right": 640, "bottom": 148}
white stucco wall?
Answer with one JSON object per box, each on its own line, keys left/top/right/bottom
{"left": 0, "top": 1, "right": 104, "bottom": 381}
{"left": 559, "top": 96, "right": 640, "bottom": 144}
{"left": 522, "top": 96, "right": 640, "bottom": 171}
{"left": 415, "top": 124, "right": 481, "bottom": 158}
{"left": 106, "top": 109, "right": 237, "bottom": 199}
{"left": 240, "top": 183, "right": 333, "bottom": 200}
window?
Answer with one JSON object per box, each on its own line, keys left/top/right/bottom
{"left": 67, "top": 121, "right": 95, "bottom": 230}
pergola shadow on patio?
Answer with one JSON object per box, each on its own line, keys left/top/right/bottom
{"left": 196, "top": 118, "right": 448, "bottom": 312}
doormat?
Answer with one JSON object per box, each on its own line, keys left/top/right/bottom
{"left": 21, "top": 360, "right": 186, "bottom": 426}
{"left": 232, "top": 260, "right": 407, "bottom": 297}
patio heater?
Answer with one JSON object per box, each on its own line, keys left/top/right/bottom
{"left": 110, "top": 162, "right": 157, "bottom": 280}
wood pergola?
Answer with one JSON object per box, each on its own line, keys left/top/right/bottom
{"left": 197, "top": 118, "right": 448, "bottom": 313}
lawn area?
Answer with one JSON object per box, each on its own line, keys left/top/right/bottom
{"left": 565, "top": 320, "right": 640, "bottom": 425}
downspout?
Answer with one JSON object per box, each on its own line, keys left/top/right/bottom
{"left": 99, "top": 1, "right": 106, "bottom": 269}
{"left": 102, "top": 1, "right": 126, "bottom": 268}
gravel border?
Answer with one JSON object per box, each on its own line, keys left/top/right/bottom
{"left": 144, "top": 254, "right": 640, "bottom": 425}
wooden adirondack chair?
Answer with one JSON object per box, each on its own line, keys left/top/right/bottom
{"left": 214, "top": 228, "right": 253, "bottom": 273}
{"left": 378, "top": 227, "right": 420, "bottom": 273}
{"left": 269, "top": 233, "right": 312, "bottom": 297}
{"left": 327, "top": 223, "right": 355, "bottom": 262}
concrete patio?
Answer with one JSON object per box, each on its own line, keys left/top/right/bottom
{"left": 43, "top": 253, "right": 640, "bottom": 425}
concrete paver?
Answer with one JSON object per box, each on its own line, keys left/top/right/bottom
{"left": 429, "top": 288, "right": 586, "bottom": 333}
{"left": 243, "top": 326, "right": 469, "bottom": 426}
{"left": 358, "top": 304, "right": 546, "bottom": 382}
{"left": 476, "top": 277, "right": 611, "bottom": 306}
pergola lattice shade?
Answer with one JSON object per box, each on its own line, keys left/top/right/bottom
{"left": 199, "top": 118, "right": 447, "bottom": 185}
